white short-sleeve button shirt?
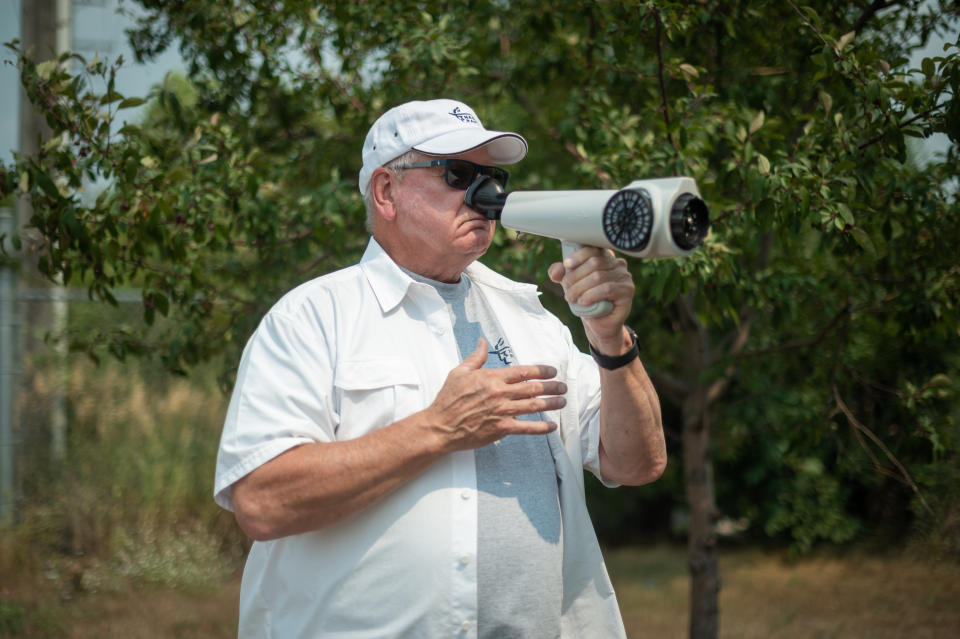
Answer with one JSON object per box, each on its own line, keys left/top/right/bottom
{"left": 215, "top": 239, "right": 627, "bottom": 638}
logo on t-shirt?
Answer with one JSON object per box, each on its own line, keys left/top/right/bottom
{"left": 490, "top": 337, "right": 515, "bottom": 366}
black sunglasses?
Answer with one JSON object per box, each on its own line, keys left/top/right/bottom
{"left": 397, "top": 159, "right": 510, "bottom": 190}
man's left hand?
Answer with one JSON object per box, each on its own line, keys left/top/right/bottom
{"left": 547, "top": 245, "right": 635, "bottom": 356}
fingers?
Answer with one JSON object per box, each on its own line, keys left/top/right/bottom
{"left": 468, "top": 365, "right": 565, "bottom": 405}
{"left": 483, "top": 371, "right": 567, "bottom": 428}
{"left": 458, "top": 338, "right": 489, "bottom": 372}
{"left": 457, "top": 344, "right": 563, "bottom": 399}
{"left": 567, "top": 271, "right": 633, "bottom": 309}
{"left": 549, "top": 247, "right": 630, "bottom": 311}
{"left": 511, "top": 393, "right": 567, "bottom": 414}
{"left": 502, "top": 417, "right": 559, "bottom": 436}
{"left": 500, "top": 363, "right": 559, "bottom": 384}
{"left": 562, "top": 246, "right": 625, "bottom": 283}
{"left": 435, "top": 358, "right": 566, "bottom": 423}
{"left": 499, "top": 381, "right": 567, "bottom": 410}
{"left": 564, "top": 268, "right": 632, "bottom": 309}
{"left": 550, "top": 246, "right": 614, "bottom": 277}
{"left": 547, "top": 261, "right": 566, "bottom": 283}
{"left": 562, "top": 245, "right": 619, "bottom": 273}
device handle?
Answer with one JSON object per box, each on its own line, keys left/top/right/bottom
{"left": 561, "top": 240, "right": 614, "bottom": 318}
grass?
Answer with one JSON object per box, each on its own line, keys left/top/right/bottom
{"left": 15, "top": 352, "right": 243, "bottom": 555}
{"left": 609, "top": 544, "right": 960, "bottom": 638}
{"left": 1, "top": 352, "right": 245, "bottom": 637}
{"left": 3, "top": 544, "right": 958, "bottom": 638}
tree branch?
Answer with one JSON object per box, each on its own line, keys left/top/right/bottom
{"left": 648, "top": 367, "right": 693, "bottom": 405}
{"left": 833, "top": 384, "right": 934, "bottom": 517}
{"left": 857, "top": 102, "right": 950, "bottom": 151}
{"left": 740, "top": 303, "right": 851, "bottom": 358}
{"left": 654, "top": 16, "right": 677, "bottom": 151}
{"left": 706, "top": 315, "right": 753, "bottom": 405}
{"left": 850, "top": 0, "right": 894, "bottom": 34}
{"left": 702, "top": 231, "right": 771, "bottom": 401}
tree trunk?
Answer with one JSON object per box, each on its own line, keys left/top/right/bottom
{"left": 683, "top": 384, "right": 719, "bottom": 639}
{"left": 679, "top": 304, "right": 720, "bottom": 639}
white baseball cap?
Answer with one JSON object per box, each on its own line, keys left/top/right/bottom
{"left": 358, "top": 98, "right": 528, "bottom": 194}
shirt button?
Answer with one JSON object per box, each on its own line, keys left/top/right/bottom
{"left": 460, "top": 489, "right": 471, "bottom": 500}
{"left": 459, "top": 554, "right": 471, "bottom": 566}
{"left": 434, "top": 325, "right": 446, "bottom": 335}
{"left": 461, "top": 620, "right": 472, "bottom": 631}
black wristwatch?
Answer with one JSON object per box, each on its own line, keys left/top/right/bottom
{"left": 589, "top": 327, "right": 640, "bottom": 370}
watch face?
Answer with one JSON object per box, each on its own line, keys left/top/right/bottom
{"left": 603, "top": 189, "right": 653, "bottom": 251}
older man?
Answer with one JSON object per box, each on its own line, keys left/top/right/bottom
{"left": 214, "top": 98, "right": 665, "bottom": 638}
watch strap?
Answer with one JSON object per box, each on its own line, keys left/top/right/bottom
{"left": 589, "top": 327, "right": 639, "bottom": 370}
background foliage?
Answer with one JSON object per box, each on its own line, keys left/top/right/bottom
{"left": 2, "top": 0, "right": 958, "bottom": 583}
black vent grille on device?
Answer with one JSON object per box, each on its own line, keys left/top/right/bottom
{"left": 602, "top": 188, "right": 653, "bottom": 251}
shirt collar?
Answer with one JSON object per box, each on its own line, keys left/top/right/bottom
{"left": 359, "top": 238, "right": 415, "bottom": 314}
{"left": 359, "top": 237, "right": 541, "bottom": 314}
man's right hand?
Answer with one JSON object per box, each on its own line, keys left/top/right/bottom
{"left": 421, "top": 338, "right": 566, "bottom": 453}
{"left": 232, "top": 338, "right": 566, "bottom": 540}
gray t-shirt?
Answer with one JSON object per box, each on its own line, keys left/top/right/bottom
{"left": 408, "top": 269, "right": 563, "bottom": 639}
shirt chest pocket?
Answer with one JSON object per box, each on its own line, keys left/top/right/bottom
{"left": 333, "top": 359, "right": 422, "bottom": 441}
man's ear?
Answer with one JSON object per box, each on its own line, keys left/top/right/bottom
{"left": 370, "top": 168, "right": 398, "bottom": 223}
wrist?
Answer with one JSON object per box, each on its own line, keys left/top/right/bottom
{"left": 403, "top": 409, "right": 453, "bottom": 457}
{"left": 589, "top": 326, "right": 639, "bottom": 370}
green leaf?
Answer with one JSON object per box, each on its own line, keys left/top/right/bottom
{"left": 819, "top": 91, "right": 833, "bottom": 115}
{"left": 154, "top": 292, "right": 170, "bottom": 317}
{"left": 757, "top": 153, "right": 771, "bottom": 176}
{"left": 101, "top": 90, "right": 125, "bottom": 105}
{"left": 836, "top": 31, "right": 855, "bottom": 53}
{"left": 118, "top": 97, "right": 146, "bottom": 109}
{"left": 36, "top": 60, "right": 57, "bottom": 80}
{"left": 36, "top": 171, "right": 60, "bottom": 199}
{"left": 649, "top": 267, "right": 669, "bottom": 301}
{"left": 850, "top": 227, "right": 875, "bottom": 255}
{"left": 679, "top": 63, "right": 699, "bottom": 80}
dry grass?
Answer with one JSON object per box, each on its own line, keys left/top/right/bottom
{"left": 5, "top": 544, "right": 958, "bottom": 637}
{"left": 610, "top": 544, "right": 960, "bottom": 638}
{"left": 1, "top": 356, "right": 245, "bottom": 637}
{"left": 0, "top": 567, "right": 241, "bottom": 638}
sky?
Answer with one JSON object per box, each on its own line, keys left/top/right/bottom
{"left": 0, "top": 1, "right": 954, "bottom": 169}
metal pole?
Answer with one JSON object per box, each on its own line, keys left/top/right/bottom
{"left": 0, "top": 207, "right": 18, "bottom": 525}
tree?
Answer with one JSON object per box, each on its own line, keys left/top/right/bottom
{"left": 3, "top": 1, "right": 958, "bottom": 637}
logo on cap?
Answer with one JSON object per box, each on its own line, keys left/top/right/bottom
{"left": 449, "top": 106, "right": 478, "bottom": 124}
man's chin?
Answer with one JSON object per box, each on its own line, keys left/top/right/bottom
{"left": 453, "top": 230, "right": 493, "bottom": 259}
